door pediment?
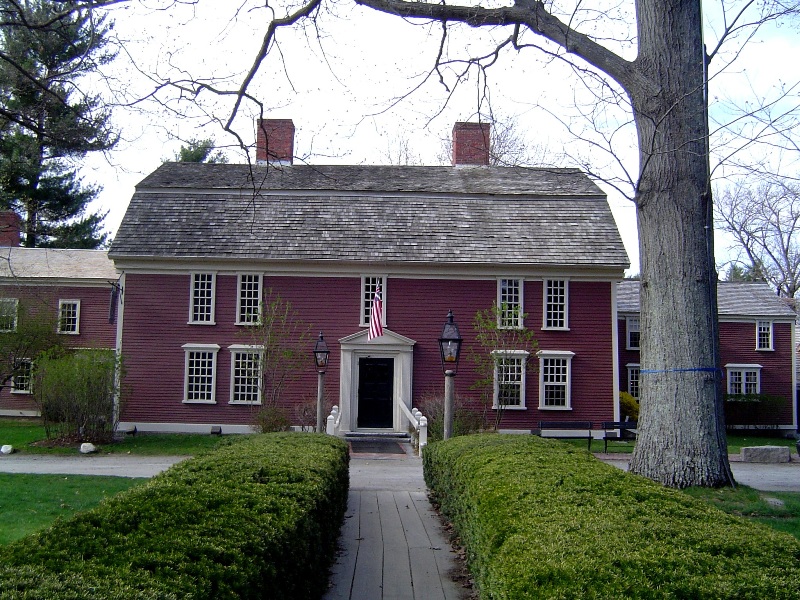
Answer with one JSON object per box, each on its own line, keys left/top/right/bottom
{"left": 339, "top": 329, "right": 416, "bottom": 350}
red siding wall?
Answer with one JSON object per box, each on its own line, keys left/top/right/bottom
{"left": 720, "top": 320, "right": 794, "bottom": 425}
{"left": 120, "top": 274, "right": 618, "bottom": 429}
{"left": 617, "top": 318, "right": 795, "bottom": 426}
{"left": 0, "top": 284, "right": 116, "bottom": 414}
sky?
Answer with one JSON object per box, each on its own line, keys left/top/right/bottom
{"left": 78, "top": 0, "right": 800, "bottom": 277}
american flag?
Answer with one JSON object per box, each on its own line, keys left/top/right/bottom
{"left": 368, "top": 285, "right": 383, "bottom": 340}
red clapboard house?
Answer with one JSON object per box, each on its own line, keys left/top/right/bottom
{"left": 108, "top": 119, "right": 630, "bottom": 434}
{"left": 618, "top": 280, "right": 797, "bottom": 432}
{"left": 0, "top": 213, "right": 119, "bottom": 417}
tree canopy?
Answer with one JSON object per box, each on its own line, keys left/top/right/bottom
{"left": 0, "top": 0, "right": 116, "bottom": 248}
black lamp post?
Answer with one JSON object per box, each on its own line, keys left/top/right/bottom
{"left": 313, "top": 332, "right": 330, "bottom": 433}
{"left": 438, "top": 310, "right": 463, "bottom": 440}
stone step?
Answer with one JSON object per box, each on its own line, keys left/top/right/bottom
{"left": 344, "top": 431, "right": 411, "bottom": 443}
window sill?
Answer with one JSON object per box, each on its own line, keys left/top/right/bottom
{"left": 188, "top": 321, "right": 217, "bottom": 326}
{"left": 57, "top": 331, "right": 80, "bottom": 335}
{"left": 11, "top": 390, "right": 31, "bottom": 395}
{"left": 182, "top": 400, "right": 217, "bottom": 405}
{"left": 626, "top": 346, "right": 640, "bottom": 351}
{"left": 541, "top": 327, "right": 570, "bottom": 332}
{"left": 229, "top": 401, "right": 262, "bottom": 406}
{"left": 538, "top": 406, "right": 573, "bottom": 411}
{"left": 755, "top": 348, "right": 774, "bottom": 352}
{"left": 492, "top": 405, "right": 527, "bottom": 410}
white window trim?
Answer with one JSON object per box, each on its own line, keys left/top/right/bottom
{"left": 0, "top": 298, "right": 18, "bottom": 332}
{"left": 725, "top": 363, "right": 762, "bottom": 395}
{"left": 755, "top": 320, "right": 773, "bottom": 351}
{"left": 491, "top": 349, "right": 529, "bottom": 410}
{"left": 188, "top": 272, "right": 216, "bottom": 325}
{"left": 236, "top": 273, "right": 263, "bottom": 326}
{"left": 497, "top": 278, "right": 524, "bottom": 329}
{"left": 626, "top": 362, "right": 640, "bottom": 399}
{"left": 182, "top": 343, "right": 220, "bottom": 404}
{"left": 360, "top": 275, "right": 387, "bottom": 328}
{"left": 626, "top": 316, "right": 640, "bottom": 350}
{"left": 228, "top": 344, "right": 263, "bottom": 405}
{"left": 537, "top": 350, "right": 575, "bottom": 410}
{"left": 57, "top": 299, "right": 81, "bottom": 335}
{"left": 542, "top": 279, "right": 569, "bottom": 331}
{"left": 11, "top": 358, "right": 32, "bottom": 395}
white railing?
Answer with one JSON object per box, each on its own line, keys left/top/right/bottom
{"left": 399, "top": 402, "right": 428, "bottom": 450}
{"left": 326, "top": 405, "right": 341, "bottom": 436}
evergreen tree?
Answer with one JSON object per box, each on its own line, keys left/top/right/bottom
{"left": 0, "top": 0, "right": 116, "bottom": 248}
{"left": 171, "top": 137, "right": 228, "bottom": 164}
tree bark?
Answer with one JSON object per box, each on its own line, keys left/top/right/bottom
{"left": 626, "top": 0, "right": 733, "bottom": 487}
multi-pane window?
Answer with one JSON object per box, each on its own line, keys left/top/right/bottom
{"left": 361, "top": 276, "right": 386, "bottom": 327}
{"left": 237, "top": 274, "right": 262, "bottom": 325}
{"left": 492, "top": 351, "right": 528, "bottom": 408}
{"left": 230, "top": 347, "right": 262, "bottom": 404}
{"left": 58, "top": 300, "right": 80, "bottom": 334}
{"left": 756, "top": 321, "right": 773, "bottom": 351}
{"left": 544, "top": 280, "right": 568, "bottom": 329}
{"left": 0, "top": 298, "right": 18, "bottom": 332}
{"left": 626, "top": 317, "right": 640, "bottom": 350}
{"left": 12, "top": 359, "right": 31, "bottom": 394}
{"left": 498, "top": 279, "right": 523, "bottom": 328}
{"left": 538, "top": 351, "right": 575, "bottom": 408}
{"left": 726, "top": 364, "right": 761, "bottom": 395}
{"left": 190, "top": 273, "right": 216, "bottom": 324}
{"left": 183, "top": 344, "right": 219, "bottom": 403}
{"left": 627, "top": 364, "right": 640, "bottom": 398}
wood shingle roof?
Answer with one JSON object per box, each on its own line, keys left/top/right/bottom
{"left": 110, "top": 163, "right": 629, "bottom": 270}
{"left": 617, "top": 280, "right": 797, "bottom": 319}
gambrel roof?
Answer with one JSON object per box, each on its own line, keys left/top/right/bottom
{"left": 110, "top": 163, "right": 629, "bottom": 271}
{"left": 617, "top": 280, "right": 797, "bottom": 320}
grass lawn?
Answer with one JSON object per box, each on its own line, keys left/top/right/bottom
{"left": 683, "top": 485, "right": 800, "bottom": 541}
{"left": 0, "top": 419, "right": 231, "bottom": 455}
{"left": 0, "top": 473, "right": 143, "bottom": 545}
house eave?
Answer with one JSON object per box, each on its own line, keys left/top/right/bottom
{"left": 108, "top": 255, "right": 628, "bottom": 281}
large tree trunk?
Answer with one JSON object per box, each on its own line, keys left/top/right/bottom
{"left": 627, "top": 0, "right": 734, "bottom": 487}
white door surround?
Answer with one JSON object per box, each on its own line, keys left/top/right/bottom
{"left": 338, "top": 329, "right": 416, "bottom": 433}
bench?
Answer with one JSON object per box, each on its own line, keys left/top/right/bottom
{"left": 536, "top": 421, "right": 594, "bottom": 451}
{"left": 601, "top": 421, "right": 638, "bottom": 453}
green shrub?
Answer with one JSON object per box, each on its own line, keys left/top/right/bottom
{"left": 724, "top": 393, "right": 786, "bottom": 426}
{"left": 33, "top": 348, "right": 121, "bottom": 443}
{"left": 424, "top": 434, "right": 800, "bottom": 599}
{"left": 419, "top": 391, "right": 485, "bottom": 442}
{"left": 619, "top": 390, "right": 639, "bottom": 421}
{"left": 0, "top": 433, "right": 349, "bottom": 599}
{"left": 252, "top": 403, "right": 291, "bottom": 432}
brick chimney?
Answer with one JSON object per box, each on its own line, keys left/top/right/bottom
{"left": 452, "top": 122, "right": 491, "bottom": 166}
{"left": 256, "top": 119, "right": 295, "bottom": 165}
{"left": 0, "top": 212, "right": 21, "bottom": 247}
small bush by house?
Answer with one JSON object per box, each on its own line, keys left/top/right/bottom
{"left": 423, "top": 434, "right": 800, "bottom": 599}
{"left": 0, "top": 433, "right": 349, "bottom": 599}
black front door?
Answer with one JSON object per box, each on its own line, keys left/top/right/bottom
{"left": 358, "top": 358, "right": 394, "bottom": 428}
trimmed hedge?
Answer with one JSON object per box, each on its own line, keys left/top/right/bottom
{"left": 0, "top": 433, "right": 349, "bottom": 599}
{"left": 423, "top": 434, "right": 800, "bottom": 599}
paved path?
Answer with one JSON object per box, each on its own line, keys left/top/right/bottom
{"left": 597, "top": 454, "right": 800, "bottom": 492}
{"left": 0, "top": 454, "right": 189, "bottom": 478}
